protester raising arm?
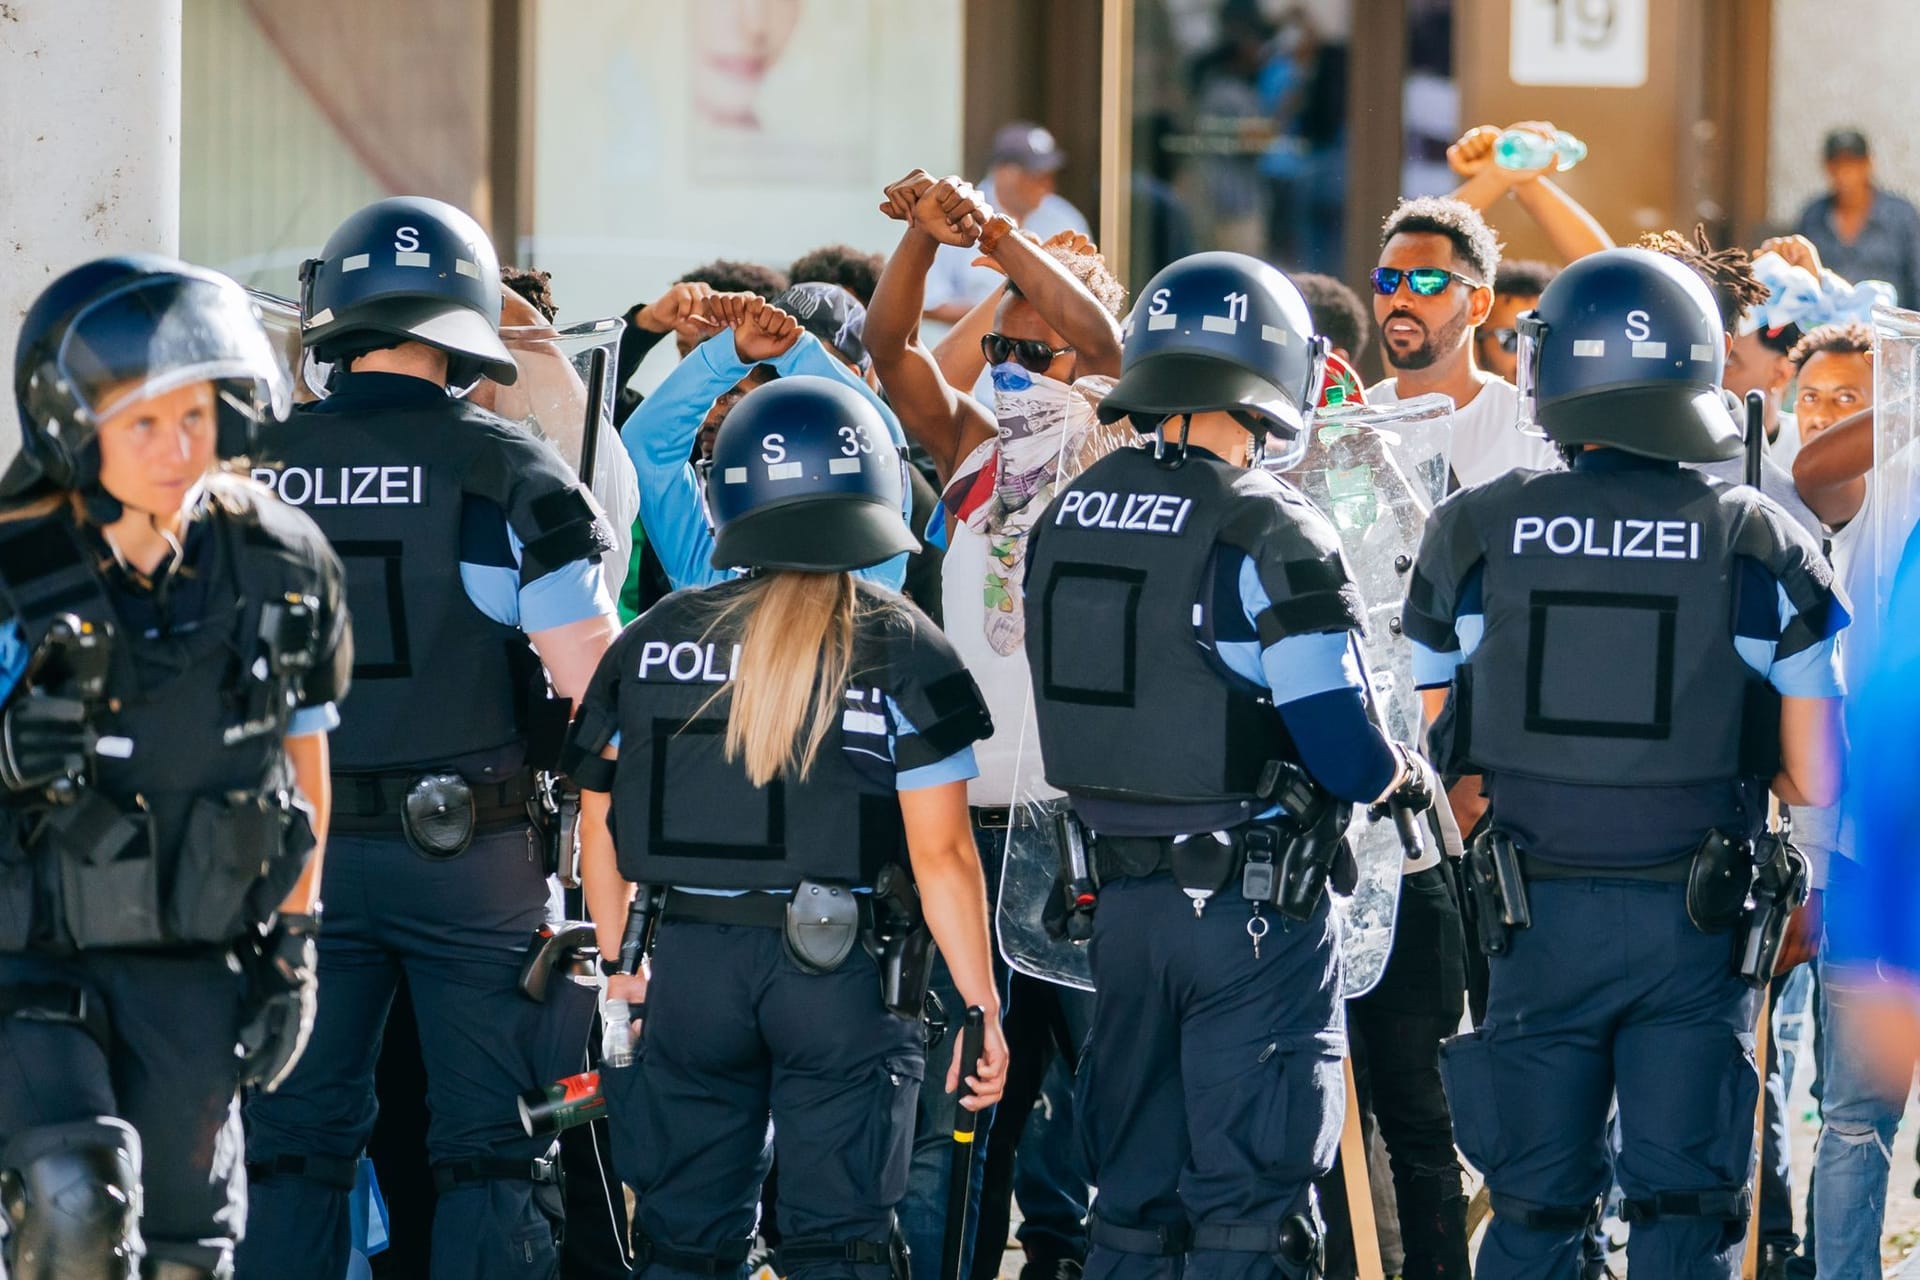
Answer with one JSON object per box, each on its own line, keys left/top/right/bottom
{"left": 1449, "top": 122, "right": 1614, "bottom": 262}
{"left": 620, "top": 292, "right": 912, "bottom": 591}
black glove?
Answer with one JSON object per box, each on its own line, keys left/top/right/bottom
{"left": 0, "top": 692, "right": 93, "bottom": 796}
{"left": 237, "top": 912, "right": 320, "bottom": 1092}
{"left": 1372, "top": 741, "right": 1440, "bottom": 820}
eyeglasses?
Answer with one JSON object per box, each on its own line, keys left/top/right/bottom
{"left": 982, "top": 333, "right": 1073, "bottom": 372}
{"left": 1369, "top": 267, "right": 1484, "bottom": 298}
{"left": 1488, "top": 327, "right": 1520, "bottom": 354}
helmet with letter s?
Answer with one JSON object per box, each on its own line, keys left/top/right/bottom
{"left": 705, "top": 376, "right": 917, "bottom": 574}
{"left": 1515, "top": 246, "right": 1740, "bottom": 462}
{"left": 1098, "top": 251, "right": 1326, "bottom": 468}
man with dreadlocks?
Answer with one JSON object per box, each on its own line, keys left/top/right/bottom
{"left": 1640, "top": 228, "right": 1825, "bottom": 536}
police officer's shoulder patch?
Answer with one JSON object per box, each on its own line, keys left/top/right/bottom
{"left": 1218, "top": 470, "right": 1363, "bottom": 642}
{"left": 1723, "top": 483, "right": 1844, "bottom": 650}
{"left": 456, "top": 403, "right": 614, "bottom": 583}
{"left": 855, "top": 583, "right": 993, "bottom": 765}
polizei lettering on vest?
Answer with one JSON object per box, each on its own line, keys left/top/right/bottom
{"left": 637, "top": 640, "right": 743, "bottom": 683}
{"left": 1053, "top": 489, "right": 1195, "bottom": 535}
{"left": 1510, "top": 515, "right": 1702, "bottom": 561}
{"left": 252, "top": 466, "right": 426, "bottom": 507}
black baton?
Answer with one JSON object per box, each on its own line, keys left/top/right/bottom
{"left": 1745, "top": 389, "right": 1766, "bottom": 489}
{"left": 578, "top": 344, "right": 611, "bottom": 490}
{"left": 940, "top": 1006, "right": 987, "bottom": 1280}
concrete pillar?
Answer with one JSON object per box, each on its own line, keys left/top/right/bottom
{"left": 0, "top": 0, "right": 183, "bottom": 456}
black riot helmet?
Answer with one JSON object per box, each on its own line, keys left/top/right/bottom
{"left": 1099, "top": 251, "right": 1326, "bottom": 467}
{"left": 1517, "top": 247, "right": 1740, "bottom": 462}
{"left": 299, "top": 196, "right": 518, "bottom": 386}
{"left": 706, "top": 376, "right": 916, "bottom": 574}
{"left": 6, "top": 255, "right": 291, "bottom": 500}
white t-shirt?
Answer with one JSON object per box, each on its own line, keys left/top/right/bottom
{"left": 1367, "top": 375, "right": 1561, "bottom": 487}
{"left": 941, "top": 518, "right": 1057, "bottom": 806}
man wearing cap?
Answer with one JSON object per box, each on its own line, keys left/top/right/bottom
{"left": 924, "top": 122, "right": 1091, "bottom": 326}
{"left": 1795, "top": 129, "right": 1920, "bottom": 309}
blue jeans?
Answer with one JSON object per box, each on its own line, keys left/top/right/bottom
{"left": 898, "top": 823, "right": 1009, "bottom": 1280}
{"left": 1811, "top": 952, "right": 1909, "bottom": 1280}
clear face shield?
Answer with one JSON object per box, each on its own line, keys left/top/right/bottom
{"left": 473, "top": 317, "right": 625, "bottom": 478}
{"left": 52, "top": 275, "right": 292, "bottom": 431}
{"left": 1513, "top": 310, "right": 1548, "bottom": 440}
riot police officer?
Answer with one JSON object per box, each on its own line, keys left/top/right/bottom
{"left": 565, "top": 375, "right": 1008, "bottom": 1280}
{"left": 0, "top": 256, "right": 351, "bottom": 1278}
{"left": 239, "top": 197, "right": 621, "bottom": 1280}
{"left": 1404, "top": 247, "right": 1847, "bottom": 1279}
{"left": 1021, "top": 251, "right": 1437, "bottom": 1280}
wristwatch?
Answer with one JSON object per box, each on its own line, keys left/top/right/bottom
{"left": 977, "top": 213, "right": 1019, "bottom": 257}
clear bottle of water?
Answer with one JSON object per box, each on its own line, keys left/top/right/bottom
{"left": 1493, "top": 128, "right": 1587, "bottom": 173}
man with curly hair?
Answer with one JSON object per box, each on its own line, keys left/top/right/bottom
{"left": 790, "top": 243, "right": 886, "bottom": 307}
{"left": 1367, "top": 197, "right": 1561, "bottom": 489}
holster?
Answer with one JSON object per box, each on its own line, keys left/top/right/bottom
{"left": 401, "top": 772, "right": 476, "bottom": 859}
{"left": 1685, "top": 830, "right": 1753, "bottom": 934}
{"left": 1736, "top": 835, "right": 1810, "bottom": 986}
{"left": 1264, "top": 767, "right": 1353, "bottom": 921}
{"left": 784, "top": 878, "right": 861, "bottom": 973}
{"left": 1463, "top": 828, "right": 1530, "bottom": 956}
{"left": 868, "top": 864, "right": 933, "bottom": 1018}
{"left": 1045, "top": 807, "right": 1097, "bottom": 943}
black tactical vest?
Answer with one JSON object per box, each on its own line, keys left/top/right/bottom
{"left": 1023, "top": 447, "right": 1364, "bottom": 815}
{"left": 1445, "top": 466, "right": 1831, "bottom": 787}
{"left": 0, "top": 479, "right": 337, "bottom": 950}
{"left": 598, "top": 580, "right": 990, "bottom": 891}
{"left": 257, "top": 380, "right": 607, "bottom": 776}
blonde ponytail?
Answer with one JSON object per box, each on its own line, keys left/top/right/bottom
{"left": 707, "top": 571, "right": 859, "bottom": 786}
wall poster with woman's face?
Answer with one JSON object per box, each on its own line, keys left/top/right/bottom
{"left": 688, "top": 0, "right": 869, "bottom": 184}
{"left": 529, "top": 0, "right": 960, "bottom": 330}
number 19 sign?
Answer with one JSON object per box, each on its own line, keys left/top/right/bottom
{"left": 1510, "top": 0, "right": 1648, "bottom": 88}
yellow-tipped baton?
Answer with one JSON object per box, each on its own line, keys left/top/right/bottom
{"left": 940, "top": 1006, "right": 988, "bottom": 1280}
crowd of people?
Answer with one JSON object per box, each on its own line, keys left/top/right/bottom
{"left": 0, "top": 111, "right": 1916, "bottom": 1280}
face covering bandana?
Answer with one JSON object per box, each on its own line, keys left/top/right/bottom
{"left": 990, "top": 362, "right": 1102, "bottom": 508}
{"left": 963, "top": 366, "right": 1118, "bottom": 655}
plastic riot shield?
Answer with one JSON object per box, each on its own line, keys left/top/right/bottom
{"left": 1873, "top": 304, "right": 1920, "bottom": 621}
{"left": 247, "top": 290, "right": 316, "bottom": 405}
{"left": 993, "top": 377, "right": 1128, "bottom": 992}
{"left": 485, "top": 317, "right": 626, "bottom": 484}
{"left": 1277, "top": 393, "right": 1453, "bottom": 998}
{"left": 476, "top": 317, "right": 638, "bottom": 584}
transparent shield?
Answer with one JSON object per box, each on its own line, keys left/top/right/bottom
{"left": 1278, "top": 393, "right": 1454, "bottom": 997}
{"left": 994, "top": 378, "right": 1127, "bottom": 992}
{"left": 476, "top": 317, "right": 626, "bottom": 483}
{"left": 248, "top": 290, "right": 318, "bottom": 405}
{"left": 1872, "top": 304, "right": 1920, "bottom": 620}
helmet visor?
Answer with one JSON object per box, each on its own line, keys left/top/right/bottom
{"left": 56, "top": 276, "right": 292, "bottom": 427}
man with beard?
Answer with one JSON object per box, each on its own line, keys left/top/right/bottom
{"left": 1367, "top": 197, "right": 1562, "bottom": 488}
{"left": 866, "top": 168, "right": 1124, "bottom": 1280}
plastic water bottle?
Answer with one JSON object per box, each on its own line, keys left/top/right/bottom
{"left": 602, "top": 997, "right": 633, "bottom": 1068}
{"left": 1493, "top": 128, "right": 1587, "bottom": 173}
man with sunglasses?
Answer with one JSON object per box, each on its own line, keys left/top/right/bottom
{"left": 867, "top": 167, "right": 1124, "bottom": 1280}
{"left": 1367, "top": 197, "right": 1562, "bottom": 491}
